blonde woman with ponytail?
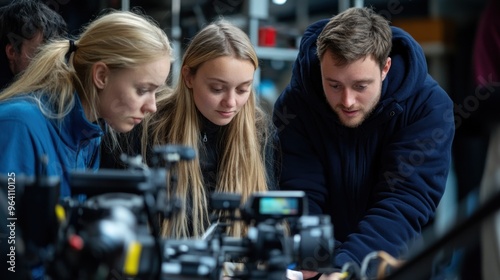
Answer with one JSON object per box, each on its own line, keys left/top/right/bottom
{"left": 0, "top": 10, "right": 172, "bottom": 198}
{"left": 140, "top": 19, "right": 279, "bottom": 239}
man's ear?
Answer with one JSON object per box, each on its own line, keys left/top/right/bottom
{"left": 382, "top": 57, "right": 392, "bottom": 81}
{"left": 5, "top": 44, "right": 17, "bottom": 62}
{"left": 92, "top": 62, "right": 108, "bottom": 90}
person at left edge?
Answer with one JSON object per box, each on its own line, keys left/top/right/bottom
{"left": 0, "top": 0, "right": 68, "bottom": 90}
{"left": 0, "top": 10, "right": 173, "bottom": 198}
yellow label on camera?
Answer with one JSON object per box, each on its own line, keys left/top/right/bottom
{"left": 124, "top": 241, "right": 142, "bottom": 276}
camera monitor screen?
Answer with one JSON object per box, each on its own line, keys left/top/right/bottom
{"left": 248, "top": 191, "right": 306, "bottom": 220}
{"left": 259, "top": 197, "right": 300, "bottom": 215}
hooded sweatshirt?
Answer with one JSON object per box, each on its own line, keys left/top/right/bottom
{"left": 273, "top": 19, "right": 455, "bottom": 268}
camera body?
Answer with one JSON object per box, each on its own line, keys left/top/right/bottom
{"left": 48, "top": 191, "right": 334, "bottom": 279}
{"left": 10, "top": 145, "right": 335, "bottom": 280}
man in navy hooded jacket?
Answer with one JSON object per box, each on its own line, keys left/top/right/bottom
{"left": 274, "top": 7, "right": 454, "bottom": 278}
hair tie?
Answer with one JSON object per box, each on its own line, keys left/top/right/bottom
{"left": 65, "top": 40, "right": 78, "bottom": 63}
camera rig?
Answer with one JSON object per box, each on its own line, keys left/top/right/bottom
{"left": 5, "top": 145, "right": 335, "bottom": 280}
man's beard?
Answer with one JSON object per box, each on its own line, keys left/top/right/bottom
{"left": 336, "top": 89, "right": 381, "bottom": 128}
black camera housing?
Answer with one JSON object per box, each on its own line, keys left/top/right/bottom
{"left": 9, "top": 145, "right": 335, "bottom": 280}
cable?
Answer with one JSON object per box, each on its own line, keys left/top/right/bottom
{"left": 340, "top": 261, "right": 361, "bottom": 279}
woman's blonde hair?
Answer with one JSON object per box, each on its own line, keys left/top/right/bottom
{"left": 1, "top": 10, "right": 172, "bottom": 124}
{"left": 143, "top": 20, "right": 271, "bottom": 238}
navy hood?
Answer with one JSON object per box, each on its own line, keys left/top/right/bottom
{"left": 291, "top": 19, "right": 429, "bottom": 119}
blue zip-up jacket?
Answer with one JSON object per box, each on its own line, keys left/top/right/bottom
{"left": 0, "top": 93, "right": 103, "bottom": 198}
{"left": 273, "top": 20, "right": 455, "bottom": 268}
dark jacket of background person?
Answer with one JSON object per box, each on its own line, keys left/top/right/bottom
{"left": 473, "top": 0, "right": 500, "bottom": 88}
{"left": 273, "top": 19, "right": 455, "bottom": 268}
{"left": 472, "top": 0, "right": 500, "bottom": 279}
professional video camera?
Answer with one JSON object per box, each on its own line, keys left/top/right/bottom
{"left": 8, "top": 145, "right": 335, "bottom": 280}
{"left": 208, "top": 191, "right": 335, "bottom": 279}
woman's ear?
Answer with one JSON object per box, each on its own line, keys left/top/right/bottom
{"left": 92, "top": 62, "right": 108, "bottom": 90}
{"left": 182, "top": 65, "right": 193, "bottom": 88}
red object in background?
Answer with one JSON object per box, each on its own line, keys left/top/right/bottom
{"left": 259, "top": 27, "right": 277, "bottom": 47}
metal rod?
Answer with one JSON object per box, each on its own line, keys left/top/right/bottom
{"left": 121, "top": 0, "right": 129, "bottom": 11}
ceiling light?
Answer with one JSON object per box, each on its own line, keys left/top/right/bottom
{"left": 273, "top": 0, "right": 287, "bottom": 5}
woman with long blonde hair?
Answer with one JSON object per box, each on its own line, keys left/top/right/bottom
{"left": 0, "top": 10, "right": 172, "bottom": 198}
{"left": 142, "top": 20, "right": 278, "bottom": 238}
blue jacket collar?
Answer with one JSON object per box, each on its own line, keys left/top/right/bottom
{"left": 55, "top": 93, "right": 104, "bottom": 149}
